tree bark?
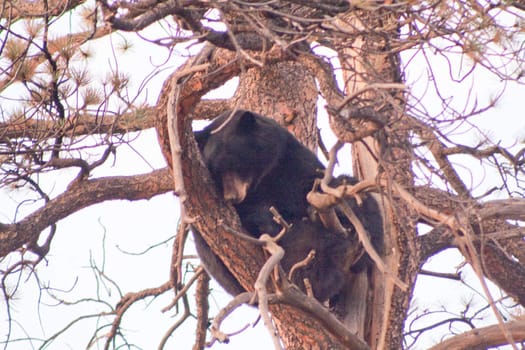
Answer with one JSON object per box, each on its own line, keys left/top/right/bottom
{"left": 156, "top": 43, "right": 360, "bottom": 349}
{"left": 336, "top": 8, "right": 417, "bottom": 349}
{"left": 232, "top": 61, "right": 319, "bottom": 151}
{"left": 232, "top": 61, "right": 327, "bottom": 349}
{"left": 0, "top": 168, "right": 172, "bottom": 256}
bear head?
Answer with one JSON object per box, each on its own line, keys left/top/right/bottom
{"left": 194, "top": 110, "right": 289, "bottom": 204}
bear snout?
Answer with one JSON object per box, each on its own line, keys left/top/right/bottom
{"left": 222, "top": 172, "right": 251, "bottom": 204}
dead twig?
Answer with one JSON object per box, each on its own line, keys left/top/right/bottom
{"left": 162, "top": 266, "right": 205, "bottom": 313}
{"left": 254, "top": 233, "right": 286, "bottom": 350}
{"left": 208, "top": 292, "right": 254, "bottom": 346}
{"left": 339, "top": 200, "right": 408, "bottom": 291}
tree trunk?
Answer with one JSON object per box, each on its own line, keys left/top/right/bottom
{"left": 232, "top": 61, "right": 319, "bottom": 151}
{"left": 336, "top": 8, "right": 419, "bottom": 349}
{"left": 156, "top": 45, "right": 358, "bottom": 349}
{"left": 233, "top": 61, "right": 339, "bottom": 349}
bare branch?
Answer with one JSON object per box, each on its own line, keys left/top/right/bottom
{"left": 478, "top": 199, "right": 525, "bottom": 221}
{"left": 107, "top": 281, "right": 172, "bottom": 349}
{"left": 0, "top": 168, "right": 173, "bottom": 257}
{"left": 192, "top": 271, "right": 210, "bottom": 350}
{"left": 0, "top": 108, "right": 156, "bottom": 141}
{"left": 428, "top": 319, "right": 525, "bottom": 350}
{"left": 255, "top": 234, "right": 285, "bottom": 350}
{"left": 209, "top": 292, "right": 253, "bottom": 346}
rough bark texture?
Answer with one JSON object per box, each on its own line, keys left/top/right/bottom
{"left": 0, "top": 109, "right": 156, "bottom": 140}
{"left": 232, "top": 61, "right": 318, "bottom": 151}
{"left": 415, "top": 186, "right": 525, "bottom": 306}
{"left": 428, "top": 320, "right": 525, "bottom": 350}
{"left": 233, "top": 61, "right": 325, "bottom": 349}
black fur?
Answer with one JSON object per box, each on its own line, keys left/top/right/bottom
{"left": 193, "top": 110, "right": 383, "bottom": 302}
{"left": 194, "top": 110, "right": 322, "bottom": 225}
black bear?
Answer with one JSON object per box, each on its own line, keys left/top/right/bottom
{"left": 194, "top": 109, "right": 323, "bottom": 231}
{"left": 193, "top": 110, "right": 382, "bottom": 302}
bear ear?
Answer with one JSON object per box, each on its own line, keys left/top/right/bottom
{"left": 236, "top": 110, "right": 258, "bottom": 131}
{"left": 194, "top": 129, "right": 208, "bottom": 149}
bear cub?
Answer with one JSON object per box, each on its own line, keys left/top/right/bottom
{"left": 193, "top": 110, "right": 382, "bottom": 303}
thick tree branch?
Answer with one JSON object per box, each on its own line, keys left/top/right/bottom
{"left": 0, "top": 108, "right": 156, "bottom": 142}
{"left": 480, "top": 242, "right": 525, "bottom": 306}
{"left": 428, "top": 320, "right": 525, "bottom": 350}
{"left": 0, "top": 100, "right": 236, "bottom": 146}
{"left": 412, "top": 186, "right": 525, "bottom": 306}
{"left": 0, "top": 168, "right": 172, "bottom": 257}
{"left": 101, "top": 0, "right": 186, "bottom": 32}
{"left": 190, "top": 99, "right": 234, "bottom": 121}
{"left": 419, "top": 227, "right": 455, "bottom": 261}
{"left": 478, "top": 199, "right": 525, "bottom": 221}
{"left": 157, "top": 42, "right": 359, "bottom": 349}
{"left": 192, "top": 271, "right": 210, "bottom": 350}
